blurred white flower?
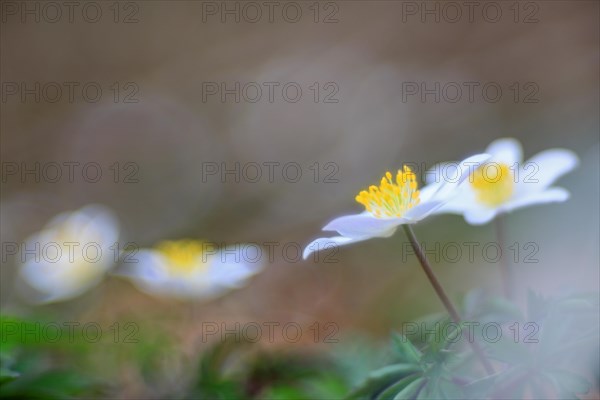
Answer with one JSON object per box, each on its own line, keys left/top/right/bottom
{"left": 428, "top": 138, "right": 579, "bottom": 225}
{"left": 303, "top": 154, "right": 490, "bottom": 259}
{"left": 19, "top": 205, "right": 119, "bottom": 303}
{"left": 115, "top": 240, "right": 263, "bottom": 300}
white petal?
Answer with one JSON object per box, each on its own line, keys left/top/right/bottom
{"left": 303, "top": 236, "right": 368, "bottom": 260}
{"left": 208, "top": 248, "right": 263, "bottom": 288}
{"left": 486, "top": 138, "right": 523, "bottom": 165}
{"left": 425, "top": 154, "right": 490, "bottom": 189}
{"left": 45, "top": 210, "right": 74, "bottom": 230}
{"left": 455, "top": 153, "right": 492, "bottom": 185}
{"left": 114, "top": 250, "right": 168, "bottom": 282}
{"left": 155, "top": 275, "right": 224, "bottom": 299}
{"left": 115, "top": 251, "right": 212, "bottom": 299}
{"left": 516, "top": 149, "right": 579, "bottom": 195}
{"left": 20, "top": 259, "right": 65, "bottom": 296}
{"left": 501, "top": 187, "right": 570, "bottom": 213}
{"left": 402, "top": 200, "right": 445, "bottom": 221}
{"left": 419, "top": 182, "right": 444, "bottom": 203}
{"left": 431, "top": 153, "right": 491, "bottom": 198}
{"left": 79, "top": 205, "right": 120, "bottom": 247}
{"left": 18, "top": 206, "right": 118, "bottom": 303}
{"left": 431, "top": 195, "right": 478, "bottom": 215}
{"left": 464, "top": 208, "right": 498, "bottom": 225}
{"left": 19, "top": 258, "right": 105, "bottom": 303}
{"left": 322, "top": 212, "right": 404, "bottom": 238}
{"left": 424, "top": 162, "right": 454, "bottom": 185}
{"left": 115, "top": 248, "right": 262, "bottom": 300}
{"left": 422, "top": 153, "right": 490, "bottom": 219}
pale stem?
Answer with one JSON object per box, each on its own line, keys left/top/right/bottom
{"left": 495, "top": 215, "right": 514, "bottom": 300}
{"left": 402, "top": 224, "right": 495, "bottom": 375}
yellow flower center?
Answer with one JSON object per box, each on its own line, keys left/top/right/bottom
{"left": 470, "top": 163, "right": 514, "bottom": 207}
{"left": 355, "top": 166, "right": 421, "bottom": 218}
{"left": 156, "top": 240, "right": 208, "bottom": 276}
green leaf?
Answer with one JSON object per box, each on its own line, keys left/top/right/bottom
{"left": 302, "top": 373, "right": 349, "bottom": 399}
{"left": 260, "top": 385, "right": 310, "bottom": 400}
{"left": 420, "top": 320, "right": 466, "bottom": 359}
{"left": 190, "top": 335, "right": 251, "bottom": 400}
{"left": 0, "top": 369, "right": 99, "bottom": 399}
{"left": 0, "top": 352, "right": 19, "bottom": 386}
{"left": 393, "top": 376, "right": 425, "bottom": 400}
{"left": 391, "top": 334, "right": 422, "bottom": 365}
{"left": 462, "top": 290, "right": 524, "bottom": 322}
{"left": 374, "top": 374, "right": 420, "bottom": 400}
{"left": 479, "top": 297, "right": 524, "bottom": 322}
{"left": 0, "top": 368, "right": 19, "bottom": 385}
{"left": 0, "top": 315, "right": 43, "bottom": 351}
{"left": 346, "top": 364, "right": 422, "bottom": 400}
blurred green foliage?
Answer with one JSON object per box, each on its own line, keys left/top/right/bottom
{"left": 346, "top": 291, "right": 599, "bottom": 400}
{"left": 1, "top": 290, "right": 598, "bottom": 399}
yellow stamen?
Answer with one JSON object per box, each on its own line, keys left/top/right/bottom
{"left": 355, "top": 167, "right": 421, "bottom": 218}
{"left": 156, "top": 240, "right": 208, "bottom": 275}
{"left": 470, "top": 163, "right": 514, "bottom": 207}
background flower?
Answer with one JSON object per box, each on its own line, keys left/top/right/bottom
{"left": 115, "top": 240, "right": 264, "bottom": 300}
{"left": 18, "top": 205, "right": 119, "bottom": 303}
{"left": 428, "top": 138, "right": 579, "bottom": 225}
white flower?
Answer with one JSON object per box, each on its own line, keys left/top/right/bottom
{"left": 302, "top": 154, "right": 490, "bottom": 260}
{"left": 115, "top": 240, "right": 263, "bottom": 300}
{"left": 427, "top": 138, "right": 579, "bottom": 225}
{"left": 19, "top": 205, "right": 119, "bottom": 303}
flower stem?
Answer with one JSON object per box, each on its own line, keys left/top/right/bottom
{"left": 402, "top": 224, "right": 495, "bottom": 375}
{"left": 495, "top": 216, "right": 514, "bottom": 300}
